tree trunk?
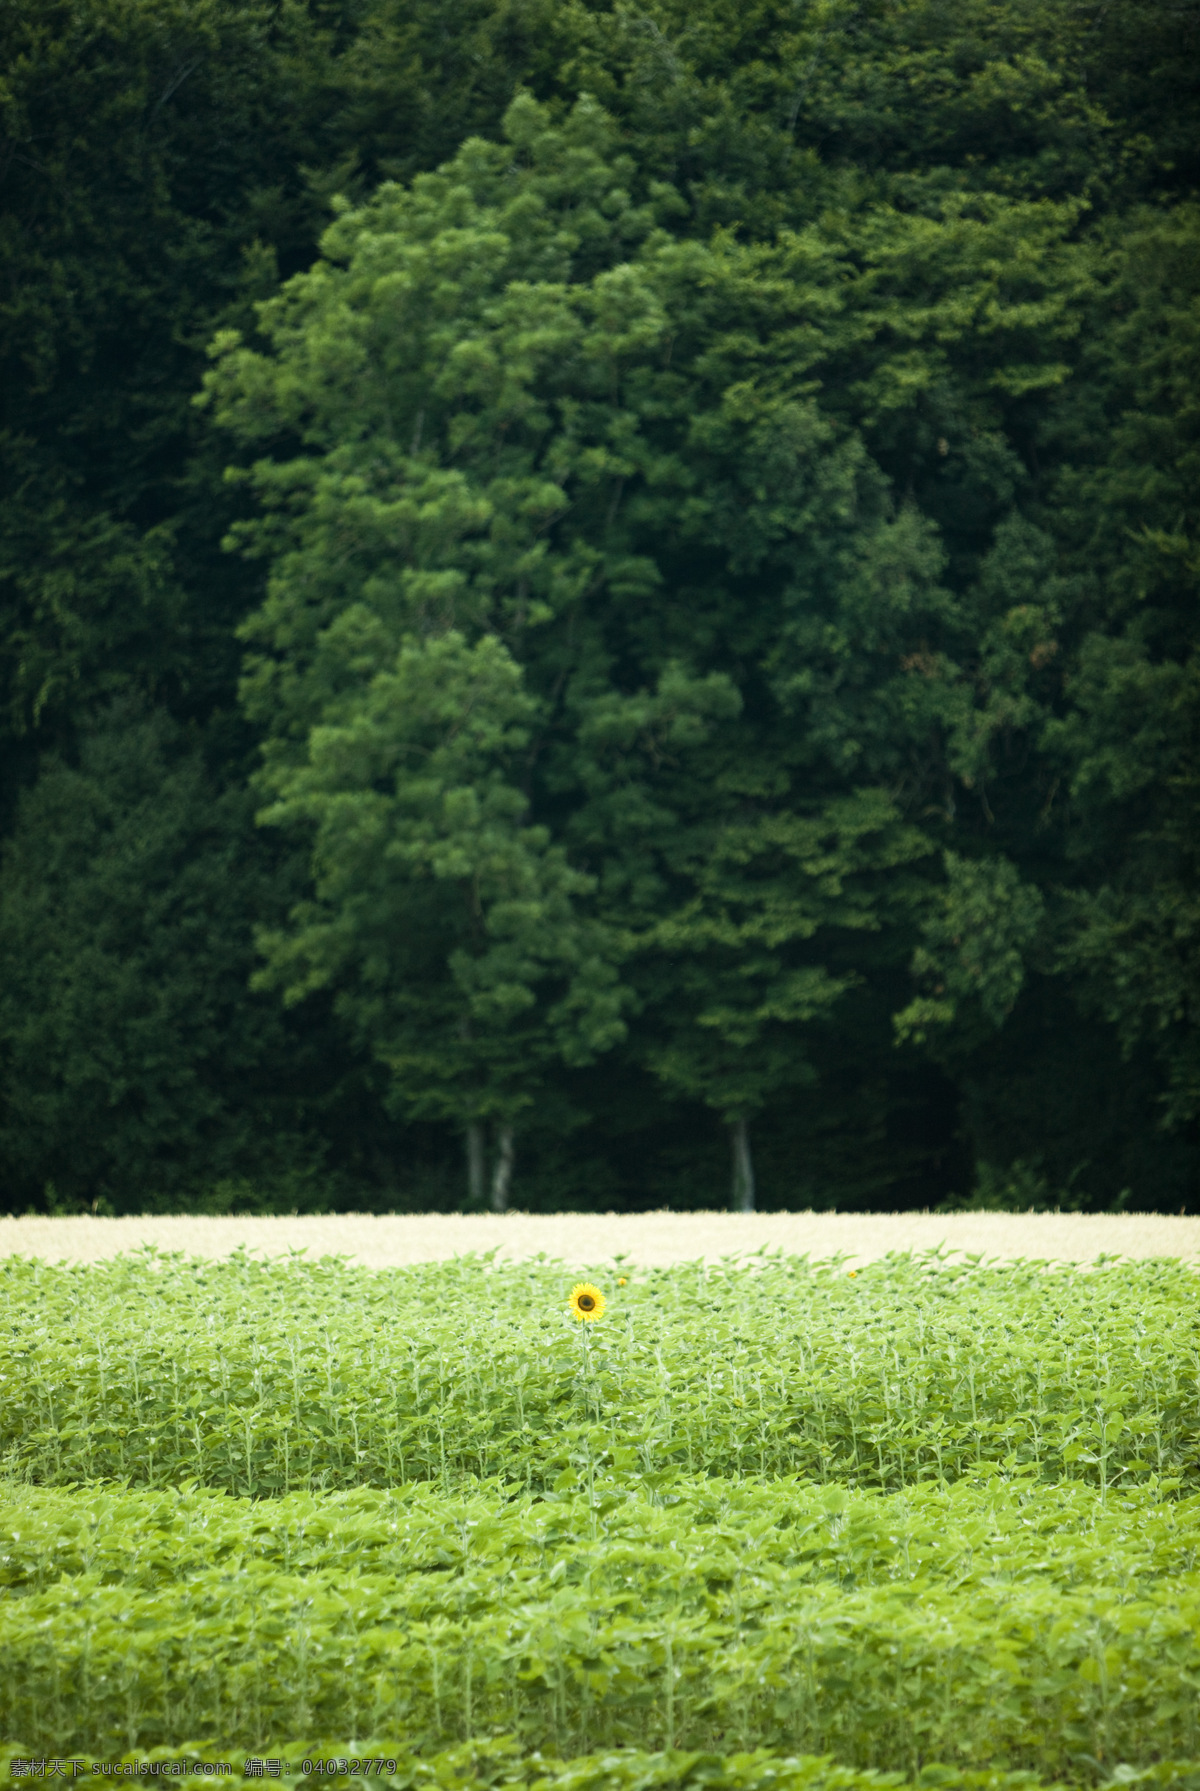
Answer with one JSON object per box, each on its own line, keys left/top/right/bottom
{"left": 466, "top": 1121, "right": 486, "bottom": 1207}
{"left": 490, "top": 1123, "right": 515, "bottom": 1213}
{"left": 730, "top": 1116, "right": 755, "bottom": 1213}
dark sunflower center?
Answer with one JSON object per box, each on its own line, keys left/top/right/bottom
{"left": 578, "top": 1295, "right": 595, "bottom": 1311}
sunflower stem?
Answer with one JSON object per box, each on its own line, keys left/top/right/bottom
{"left": 580, "top": 1320, "right": 597, "bottom": 1419}
{"left": 585, "top": 1426, "right": 597, "bottom": 1540}
{"left": 664, "top": 1626, "right": 676, "bottom": 1750}
{"left": 578, "top": 1324, "right": 601, "bottom": 1535}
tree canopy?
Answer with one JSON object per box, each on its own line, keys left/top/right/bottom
{"left": 1, "top": 0, "right": 1196, "bottom": 1213}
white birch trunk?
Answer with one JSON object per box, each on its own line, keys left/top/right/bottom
{"left": 730, "top": 1116, "right": 755, "bottom": 1213}
{"left": 490, "top": 1123, "right": 515, "bottom": 1213}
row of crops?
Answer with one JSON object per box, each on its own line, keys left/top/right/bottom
{"left": 2, "top": 1249, "right": 1199, "bottom": 1787}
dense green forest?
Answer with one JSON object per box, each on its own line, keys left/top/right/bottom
{"left": 1, "top": 0, "right": 1197, "bottom": 1216}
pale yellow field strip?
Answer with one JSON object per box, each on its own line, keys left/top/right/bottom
{"left": 0, "top": 1209, "right": 1197, "bottom": 1268}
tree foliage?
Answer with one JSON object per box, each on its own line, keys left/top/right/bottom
{"left": 0, "top": 0, "right": 1196, "bottom": 1211}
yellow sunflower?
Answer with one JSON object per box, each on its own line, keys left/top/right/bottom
{"left": 568, "top": 1282, "right": 606, "bottom": 1322}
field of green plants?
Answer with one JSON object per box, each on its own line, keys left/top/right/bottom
{"left": 2, "top": 1248, "right": 1199, "bottom": 1789}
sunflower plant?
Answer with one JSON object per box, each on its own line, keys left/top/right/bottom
{"left": 568, "top": 1283, "right": 606, "bottom": 1323}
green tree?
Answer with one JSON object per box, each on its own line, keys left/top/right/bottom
{"left": 0, "top": 704, "right": 347, "bottom": 1211}
{"left": 248, "top": 626, "right": 625, "bottom": 1209}
{"left": 645, "top": 790, "right": 931, "bottom": 1209}
{"left": 204, "top": 91, "right": 1094, "bottom": 1205}
{"left": 4, "top": 0, "right": 1198, "bottom": 1212}
{"left": 0, "top": 0, "right": 338, "bottom": 766}
{"left": 1041, "top": 207, "right": 1200, "bottom": 1139}
{"left": 202, "top": 96, "right": 673, "bottom": 1200}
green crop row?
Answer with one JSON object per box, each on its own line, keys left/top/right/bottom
{"left": 1, "top": 1743, "right": 1198, "bottom": 1791}
{"left": 3, "top": 1475, "right": 1200, "bottom": 1773}
{"left": 1, "top": 1741, "right": 1198, "bottom": 1791}
{"left": 4, "top": 1473, "right": 1200, "bottom": 1597}
{"left": 2, "top": 1251, "right": 1198, "bottom": 1496}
